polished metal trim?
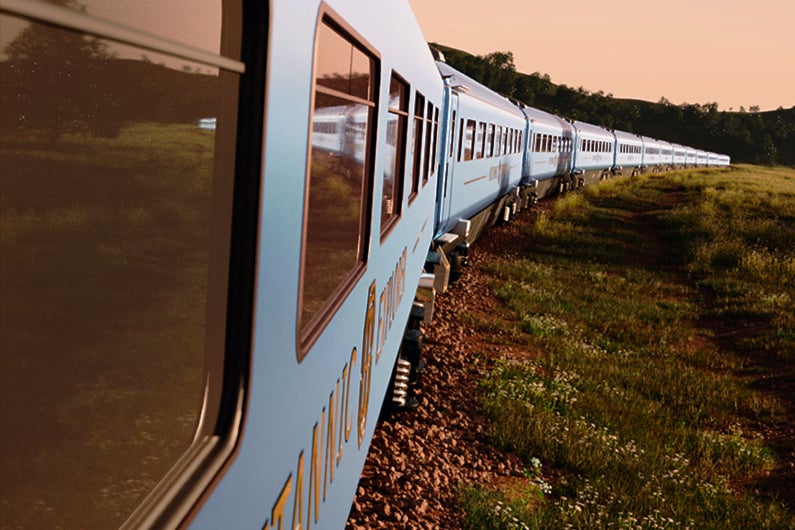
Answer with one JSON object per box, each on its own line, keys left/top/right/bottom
{"left": 0, "top": 0, "right": 245, "bottom": 73}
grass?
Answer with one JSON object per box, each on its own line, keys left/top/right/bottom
{"left": 459, "top": 165, "right": 795, "bottom": 529}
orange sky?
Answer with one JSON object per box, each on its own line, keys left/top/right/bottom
{"left": 408, "top": 0, "right": 795, "bottom": 111}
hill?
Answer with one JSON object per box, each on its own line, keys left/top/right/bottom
{"left": 431, "top": 44, "right": 795, "bottom": 166}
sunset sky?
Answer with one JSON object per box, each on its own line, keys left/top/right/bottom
{"left": 408, "top": 0, "right": 795, "bottom": 111}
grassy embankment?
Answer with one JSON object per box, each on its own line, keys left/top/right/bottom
{"left": 459, "top": 165, "right": 795, "bottom": 529}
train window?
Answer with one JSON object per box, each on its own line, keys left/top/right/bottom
{"left": 423, "top": 101, "right": 432, "bottom": 184}
{"left": 495, "top": 125, "right": 502, "bottom": 155}
{"left": 476, "top": 122, "right": 486, "bottom": 159}
{"left": 410, "top": 92, "right": 425, "bottom": 199}
{"left": 450, "top": 110, "right": 457, "bottom": 155}
{"left": 458, "top": 118, "right": 465, "bottom": 162}
{"left": 431, "top": 106, "right": 439, "bottom": 177}
{"left": 486, "top": 124, "right": 495, "bottom": 157}
{"left": 302, "top": 15, "right": 377, "bottom": 338}
{"left": 464, "top": 119, "right": 475, "bottom": 161}
{"left": 382, "top": 73, "right": 408, "bottom": 236}
{"left": 0, "top": 2, "right": 247, "bottom": 528}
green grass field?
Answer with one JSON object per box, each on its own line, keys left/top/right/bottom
{"left": 459, "top": 165, "right": 795, "bottom": 529}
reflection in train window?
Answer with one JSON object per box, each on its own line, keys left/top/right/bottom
{"left": 383, "top": 73, "right": 408, "bottom": 235}
{"left": 464, "top": 119, "right": 475, "bottom": 161}
{"left": 450, "top": 110, "right": 457, "bottom": 154}
{"left": 410, "top": 92, "right": 425, "bottom": 200}
{"left": 486, "top": 124, "right": 495, "bottom": 157}
{"left": 423, "top": 101, "right": 432, "bottom": 184}
{"left": 0, "top": 4, "right": 241, "bottom": 528}
{"left": 302, "top": 15, "right": 376, "bottom": 341}
{"left": 476, "top": 122, "right": 486, "bottom": 159}
{"left": 431, "top": 106, "right": 439, "bottom": 176}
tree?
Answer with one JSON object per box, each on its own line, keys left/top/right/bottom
{"left": 1, "top": 0, "right": 115, "bottom": 140}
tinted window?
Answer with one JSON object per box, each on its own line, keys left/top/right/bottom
{"left": 302, "top": 16, "right": 376, "bottom": 339}
{"left": 0, "top": 3, "right": 241, "bottom": 527}
{"left": 476, "top": 122, "right": 485, "bottom": 159}
{"left": 464, "top": 119, "right": 475, "bottom": 161}
{"left": 410, "top": 92, "right": 424, "bottom": 198}
{"left": 423, "top": 101, "right": 432, "bottom": 183}
{"left": 382, "top": 73, "right": 407, "bottom": 235}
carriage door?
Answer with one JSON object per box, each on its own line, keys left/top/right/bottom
{"left": 438, "top": 92, "right": 459, "bottom": 230}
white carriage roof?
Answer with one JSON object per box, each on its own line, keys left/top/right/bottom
{"left": 573, "top": 120, "right": 614, "bottom": 139}
{"left": 613, "top": 129, "right": 644, "bottom": 143}
{"left": 436, "top": 61, "right": 523, "bottom": 117}
{"left": 523, "top": 105, "right": 573, "bottom": 132}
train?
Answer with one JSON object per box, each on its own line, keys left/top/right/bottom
{"left": 0, "top": 0, "right": 730, "bottom": 528}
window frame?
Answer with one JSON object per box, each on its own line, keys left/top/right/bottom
{"left": 410, "top": 91, "right": 425, "bottom": 201}
{"left": 0, "top": 2, "right": 266, "bottom": 528}
{"left": 298, "top": 9, "right": 380, "bottom": 355}
{"left": 381, "top": 70, "right": 409, "bottom": 240}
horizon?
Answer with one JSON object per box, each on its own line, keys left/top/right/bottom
{"left": 408, "top": 0, "right": 795, "bottom": 112}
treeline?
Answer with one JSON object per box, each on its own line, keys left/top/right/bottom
{"left": 432, "top": 44, "right": 795, "bottom": 166}
{"left": 1, "top": 21, "right": 219, "bottom": 142}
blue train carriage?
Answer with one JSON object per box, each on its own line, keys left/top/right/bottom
{"left": 572, "top": 120, "right": 616, "bottom": 186}
{"left": 672, "top": 144, "right": 688, "bottom": 169}
{"left": 659, "top": 140, "right": 674, "bottom": 170}
{"left": 612, "top": 129, "right": 644, "bottom": 177}
{"left": 522, "top": 105, "right": 576, "bottom": 199}
{"left": 696, "top": 149, "right": 708, "bottom": 166}
{"left": 203, "top": 1, "right": 445, "bottom": 529}
{"left": 640, "top": 135, "right": 665, "bottom": 172}
{"left": 0, "top": 0, "right": 443, "bottom": 528}
{"left": 432, "top": 61, "right": 527, "bottom": 273}
{"left": 685, "top": 146, "right": 699, "bottom": 167}
{"left": 707, "top": 152, "right": 728, "bottom": 166}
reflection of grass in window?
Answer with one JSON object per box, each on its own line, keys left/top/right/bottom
{"left": 302, "top": 155, "right": 363, "bottom": 328}
{"left": 0, "top": 123, "right": 214, "bottom": 528}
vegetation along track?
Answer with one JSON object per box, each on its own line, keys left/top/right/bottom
{"left": 346, "top": 200, "right": 551, "bottom": 530}
{"left": 346, "top": 170, "right": 794, "bottom": 529}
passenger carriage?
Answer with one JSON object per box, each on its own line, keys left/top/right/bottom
{"left": 572, "top": 120, "right": 616, "bottom": 186}
{"left": 522, "top": 106, "right": 575, "bottom": 199}
{"left": 434, "top": 61, "right": 527, "bottom": 249}
{"left": 613, "top": 129, "right": 644, "bottom": 176}
{"left": 672, "top": 144, "right": 688, "bottom": 169}
{"left": 0, "top": 0, "right": 443, "bottom": 528}
{"left": 641, "top": 135, "right": 665, "bottom": 172}
{"left": 685, "top": 147, "right": 698, "bottom": 167}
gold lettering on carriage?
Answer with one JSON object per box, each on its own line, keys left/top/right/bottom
{"left": 264, "top": 251, "right": 408, "bottom": 529}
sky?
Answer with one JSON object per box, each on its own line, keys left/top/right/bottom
{"left": 408, "top": 0, "right": 795, "bottom": 111}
